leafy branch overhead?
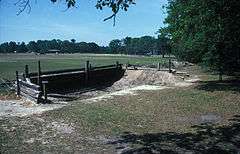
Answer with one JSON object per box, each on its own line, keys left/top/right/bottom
{"left": 14, "top": 0, "right": 136, "bottom": 25}
{"left": 14, "top": 0, "right": 31, "bottom": 15}
{"left": 95, "top": 0, "right": 136, "bottom": 25}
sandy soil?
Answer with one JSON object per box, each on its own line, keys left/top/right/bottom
{"left": 0, "top": 99, "right": 67, "bottom": 117}
{"left": 0, "top": 68, "right": 200, "bottom": 117}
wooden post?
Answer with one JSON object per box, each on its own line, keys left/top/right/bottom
{"left": 25, "top": 65, "right": 29, "bottom": 78}
{"left": 42, "top": 81, "right": 48, "bottom": 103}
{"left": 219, "top": 66, "right": 223, "bottom": 81}
{"left": 116, "top": 61, "right": 119, "bottom": 68}
{"left": 157, "top": 62, "right": 161, "bottom": 71}
{"left": 85, "top": 61, "right": 90, "bottom": 85}
{"left": 169, "top": 58, "right": 171, "bottom": 73}
{"left": 37, "top": 60, "right": 42, "bottom": 89}
{"left": 16, "top": 71, "right": 20, "bottom": 96}
{"left": 22, "top": 74, "right": 26, "bottom": 81}
{"left": 89, "top": 64, "right": 92, "bottom": 70}
{"left": 126, "top": 61, "right": 129, "bottom": 70}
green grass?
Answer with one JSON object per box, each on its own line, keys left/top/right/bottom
{"left": 1, "top": 65, "right": 240, "bottom": 153}
{"left": 0, "top": 53, "right": 167, "bottom": 81}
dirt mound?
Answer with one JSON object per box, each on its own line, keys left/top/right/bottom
{"left": 111, "top": 69, "right": 177, "bottom": 90}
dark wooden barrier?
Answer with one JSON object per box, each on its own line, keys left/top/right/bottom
{"left": 91, "top": 64, "right": 116, "bottom": 70}
{"left": 16, "top": 61, "right": 124, "bottom": 103}
{"left": 29, "top": 68, "right": 86, "bottom": 76}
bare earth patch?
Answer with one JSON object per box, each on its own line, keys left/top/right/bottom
{"left": 0, "top": 69, "right": 200, "bottom": 117}
{"left": 0, "top": 99, "right": 67, "bottom": 117}
{"left": 1, "top": 66, "right": 240, "bottom": 153}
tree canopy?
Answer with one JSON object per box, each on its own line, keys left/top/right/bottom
{"left": 0, "top": 39, "right": 101, "bottom": 54}
{"left": 6, "top": 0, "right": 240, "bottom": 78}
{"left": 0, "top": 36, "right": 170, "bottom": 55}
{"left": 13, "top": 0, "right": 136, "bottom": 24}
{"left": 108, "top": 36, "right": 170, "bottom": 55}
{"left": 160, "top": 0, "right": 240, "bottom": 76}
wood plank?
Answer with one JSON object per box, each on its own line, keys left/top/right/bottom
{"left": 19, "top": 85, "right": 41, "bottom": 96}
{"left": 28, "top": 64, "right": 122, "bottom": 77}
{"left": 19, "top": 80, "right": 40, "bottom": 91}
{"left": 29, "top": 68, "right": 85, "bottom": 77}
{"left": 92, "top": 65, "right": 117, "bottom": 70}
{"left": 40, "top": 70, "right": 85, "bottom": 78}
{"left": 20, "top": 92, "right": 40, "bottom": 102}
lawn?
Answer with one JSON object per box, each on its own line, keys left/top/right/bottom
{"left": 0, "top": 65, "right": 240, "bottom": 153}
{"left": 0, "top": 53, "right": 167, "bottom": 82}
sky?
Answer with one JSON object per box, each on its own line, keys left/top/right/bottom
{"left": 0, "top": 0, "right": 168, "bottom": 46}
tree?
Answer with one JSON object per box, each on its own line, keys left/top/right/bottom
{"left": 161, "top": 0, "right": 240, "bottom": 79}
{"left": 16, "top": 42, "right": 28, "bottom": 53}
{"left": 156, "top": 35, "right": 170, "bottom": 57}
{"left": 12, "top": 0, "right": 136, "bottom": 25}
{"left": 8, "top": 41, "right": 17, "bottom": 53}
{"left": 60, "top": 40, "right": 72, "bottom": 53}
{"left": 27, "top": 41, "right": 40, "bottom": 53}
{"left": 109, "top": 39, "right": 122, "bottom": 54}
{"left": 0, "top": 42, "right": 10, "bottom": 53}
{"left": 123, "top": 37, "right": 132, "bottom": 54}
{"left": 36, "top": 40, "right": 48, "bottom": 53}
{"left": 77, "top": 42, "right": 90, "bottom": 53}
{"left": 88, "top": 42, "right": 100, "bottom": 53}
{"left": 49, "top": 39, "right": 60, "bottom": 50}
{"left": 138, "top": 36, "right": 156, "bottom": 55}
{"left": 70, "top": 39, "right": 76, "bottom": 44}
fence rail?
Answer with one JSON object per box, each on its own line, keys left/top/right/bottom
{"left": 16, "top": 79, "right": 42, "bottom": 103}
{"left": 15, "top": 61, "right": 123, "bottom": 103}
{"left": 29, "top": 68, "right": 86, "bottom": 77}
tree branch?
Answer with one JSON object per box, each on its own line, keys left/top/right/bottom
{"left": 15, "top": 0, "right": 31, "bottom": 15}
{"left": 103, "top": 5, "right": 120, "bottom": 26}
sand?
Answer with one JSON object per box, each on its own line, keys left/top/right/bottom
{"left": 0, "top": 68, "right": 200, "bottom": 117}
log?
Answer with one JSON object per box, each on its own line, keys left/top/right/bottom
{"left": 19, "top": 82, "right": 42, "bottom": 103}
{"left": 19, "top": 80, "right": 40, "bottom": 91}
{"left": 169, "top": 59, "right": 172, "bottom": 73}
{"left": 157, "top": 63, "right": 161, "bottom": 71}
{"left": 29, "top": 64, "right": 122, "bottom": 77}
{"left": 42, "top": 81, "right": 48, "bottom": 102}
{"left": 85, "top": 61, "right": 90, "bottom": 85}
{"left": 116, "top": 61, "right": 119, "bottom": 68}
{"left": 37, "top": 60, "right": 42, "bottom": 88}
{"left": 92, "top": 65, "right": 117, "bottom": 70}
{"left": 19, "top": 86, "right": 41, "bottom": 98}
{"left": 16, "top": 71, "right": 20, "bottom": 96}
{"left": 40, "top": 70, "right": 85, "bottom": 78}
{"left": 20, "top": 91, "right": 42, "bottom": 103}
{"left": 25, "top": 65, "right": 29, "bottom": 78}
{"left": 29, "top": 68, "right": 85, "bottom": 77}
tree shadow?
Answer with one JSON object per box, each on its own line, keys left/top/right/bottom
{"left": 195, "top": 79, "right": 240, "bottom": 93}
{"left": 107, "top": 115, "right": 240, "bottom": 153}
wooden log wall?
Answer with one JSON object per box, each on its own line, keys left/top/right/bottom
{"left": 17, "top": 61, "right": 125, "bottom": 102}
{"left": 29, "top": 64, "right": 124, "bottom": 94}
{"left": 15, "top": 78, "right": 43, "bottom": 103}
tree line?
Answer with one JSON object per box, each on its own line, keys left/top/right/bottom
{"left": 5, "top": 0, "right": 239, "bottom": 79}
{"left": 0, "top": 36, "right": 170, "bottom": 55}
{"left": 0, "top": 39, "right": 103, "bottom": 54}
{"left": 160, "top": 0, "right": 240, "bottom": 77}
{"left": 109, "top": 36, "right": 170, "bottom": 56}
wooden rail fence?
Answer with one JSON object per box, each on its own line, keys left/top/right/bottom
{"left": 15, "top": 61, "right": 124, "bottom": 103}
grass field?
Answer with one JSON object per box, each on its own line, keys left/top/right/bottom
{"left": 1, "top": 65, "right": 240, "bottom": 153}
{"left": 0, "top": 53, "right": 167, "bottom": 81}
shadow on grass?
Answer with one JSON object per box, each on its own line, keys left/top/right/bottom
{"left": 108, "top": 115, "right": 240, "bottom": 153}
{"left": 195, "top": 79, "right": 240, "bottom": 93}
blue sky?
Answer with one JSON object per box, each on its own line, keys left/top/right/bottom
{"left": 0, "top": 0, "right": 168, "bottom": 46}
